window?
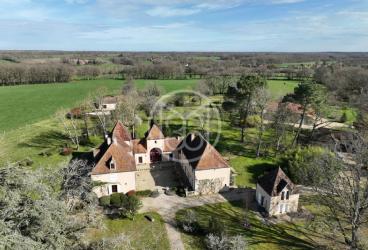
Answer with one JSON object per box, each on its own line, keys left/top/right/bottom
{"left": 138, "top": 156, "right": 143, "bottom": 163}
{"left": 261, "top": 196, "right": 265, "bottom": 206}
{"left": 109, "top": 159, "right": 116, "bottom": 170}
{"left": 103, "top": 104, "right": 107, "bottom": 109}
{"left": 279, "top": 204, "right": 284, "bottom": 213}
{"left": 154, "top": 140, "right": 157, "bottom": 144}
{"left": 111, "top": 185, "right": 118, "bottom": 193}
{"left": 285, "top": 204, "right": 289, "bottom": 213}
{"left": 286, "top": 191, "right": 290, "bottom": 200}
{"left": 281, "top": 191, "right": 285, "bottom": 200}
{"left": 169, "top": 153, "right": 173, "bottom": 159}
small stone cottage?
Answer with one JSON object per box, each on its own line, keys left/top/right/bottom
{"left": 256, "top": 167, "right": 299, "bottom": 216}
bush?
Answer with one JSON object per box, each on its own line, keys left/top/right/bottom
{"left": 208, "top": 216, "right": 225, "bottom": 236}
{"left": 136, "top": 190, "right": 152, "bottom": 197}
{"left": 245, "top": 115, "right": 261, "bottom": 128}
{"left": 99, "top": 196, "right": 110, "bottom": 207}
{"left": 126, "top": 190, "right": 136, "bottom": 196}
{"left": 120, "top": 195, "right": 142, "bottom": 219}
{"left": 150, "top": 190, "right": 160, "bottom": 198}
{"left": 110, "top": 193, "right": 125, "bottom": 208}
{"left": 340, "top": 112, "right": 348, "bottom": 123}
{"left": 278, "top": 146, "right": 340, "bottom": 185}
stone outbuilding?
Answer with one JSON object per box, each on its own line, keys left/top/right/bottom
{"left": 256, "top": 167, "right": 299, "bottom": 216}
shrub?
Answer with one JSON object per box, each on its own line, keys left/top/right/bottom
{"left": 110, "top": 193, "right": 125, "bottom": 208}
{"left": 208, "top": 216, "right": 225, "bottom": 236}
{"left": 136, "top": 190, "right": 152, "bottom": 197}
{"left": 99, "top": 196, "right": 110, "bottom": 207}
{"left": 205, "top": 233, "right": 229, "bottom": 250}
{"left": 181, "top": 210, "right": 199, "bottom": 233}
{"left": 245, "top": 115, "right": 261, "bottom": 128}
{"left": 126, "top": 190, "right": 136, "bottom": 196}
{"left": 340, "top": 112, "right": 348, "bottom": 123}
{"left": 120, "top": 195, "right": 142, "bottom": 219}
{"left": 150, "top": 190, "right": 160, "bottom": 198}
{"left": 278, "top": 146, "right": 340, "bottom": 185}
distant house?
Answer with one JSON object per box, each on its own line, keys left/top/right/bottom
{"left": 88, "top": 95, "right": 119, "bottom": 117}
{"left": 256, "top": 167, "right": 299, "bottom": 216}
{"left": 98, "top": 96, "right": 118, "bottom": 111}
{"left": 91, "top": 121, "right": 231, "bottom": 197}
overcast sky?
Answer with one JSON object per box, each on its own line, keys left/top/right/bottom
{"left": 0, "top": 0, "right": 367, "bottom": 51}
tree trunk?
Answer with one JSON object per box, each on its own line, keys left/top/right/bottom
{"left": 292, "top": 104, "right": 307, "bottom": 146}
{"left": 256, "top": 111, "right": 265, "bottom": 158}
{"left": 83, "top": 114, "right": 89, "bottom": 140}
{"left": 350, "top": 227, "right": 359, "bottom": 250}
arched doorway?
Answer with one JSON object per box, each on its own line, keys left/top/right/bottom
{"left": 150, "top": 148, "right": 162, "bottom": 163}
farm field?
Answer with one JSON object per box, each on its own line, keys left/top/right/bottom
{"left": 0, "top": 79, "right": 297, "bottom": 133}
{"left": 0, "top": 79, "right": 198, "bottom": 132}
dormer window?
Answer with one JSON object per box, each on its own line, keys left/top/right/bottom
{"left": 286, "top": 191, "right": 290, "bottom": 200}
{"left": 281, "top": 191, "right": 285, "bottom": 200}
{"left": 109, "top": 158, "right": 116, "bottom": 170}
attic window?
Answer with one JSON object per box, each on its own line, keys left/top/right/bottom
{"left": 286, "top": 191, "right": 290, "bottom": 200}
{"left": 154, "top": 140, "right": 157, "bottom": 144}
{"left": 281, "top": 191, "right": 285, "bottom": 200}
{"left": 109, "top": 158, "right": 116, "bottom": 170}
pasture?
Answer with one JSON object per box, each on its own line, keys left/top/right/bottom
{"left": 0, "top": 79, "right": 198, "bottom": 132}
{"left": 0, "top": 79, "right": 297, "bottom": 133}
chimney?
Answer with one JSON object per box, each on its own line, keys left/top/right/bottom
{"left": 106, "top": 136, "right": 112, "bottom": 145}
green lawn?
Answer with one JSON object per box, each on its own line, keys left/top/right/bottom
{"left": 267, "top": 80, "right": 299, "bottom": 100}
{"left": 86, "top": 213, "right": 170, "bottom": 250}
{"left": 0, "top": 79, "right": 198, "bottom": 132}
{"left": 176, "top": 201, "right": 335, "bottom": 250}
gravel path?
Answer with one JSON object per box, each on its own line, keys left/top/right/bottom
{"left": 139, "top": 189, "right": 254, "bottom": 250}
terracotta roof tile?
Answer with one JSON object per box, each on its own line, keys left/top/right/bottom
{"left": 92, "top": 142, "right": 136, "bottom": 175}
{"left": 112, "top": 121, "right": 132, "bottom": 142}
{"left": 132, "top": 139, "right": 147, "bottom": 153}
{"left": 257, "top": 167, "right": 295, "bottom": 196}
{"left": 164, "top": 137, "right": 179, "bottom": 152}
{"left": 177, "top": 134, "right": 229, "bottom": 170}
{"left": 146, "top": 124, "right": 165, "bottom": 140}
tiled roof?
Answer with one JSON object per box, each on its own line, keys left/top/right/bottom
{"left": 177, "top": 134, "right": 230, "bottom": 170}
{"left": 102, "top": 95, "right": 118, "bottom": 104}
{"left": 164, "top": 137, "right": 179, "bottom": 152}
{"left": 92, "top": 142, "right": 136, "bottom": 175}
{"left": 257, "top": 167, "right": 295, "bottom": 196}
{"left": 132, "top": 139, "right": 147, "bottom": 153}
{"left": 146, "top": 124, "right": 165, "bottom": 140}
{"left": 112, "top": 121, "right": 132, "bottom": 142}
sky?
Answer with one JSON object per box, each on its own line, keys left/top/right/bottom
{"left": 0, "top": 0, "right": 367, "bottom": 52}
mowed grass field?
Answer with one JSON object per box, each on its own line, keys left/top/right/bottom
{"left": 0, "top": 79, "right": 298, "bottom": 133}
{"left": 0, "top": 79, "right": 199, "bottom": 132}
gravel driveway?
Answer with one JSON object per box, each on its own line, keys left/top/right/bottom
{"left": 139, "top": 189, "right": 255, "bottom": 250}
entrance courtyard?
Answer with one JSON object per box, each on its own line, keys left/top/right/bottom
{"left": 136, "top": 162, "right": 189, "bottom": 191}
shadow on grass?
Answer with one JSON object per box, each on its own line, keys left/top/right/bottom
{"left": 176, "top": 201, "right": 324, "bottom": 250}
{"left": 247, "top": 162, "right": 277, "bottom": 184}
{"left": 71, "top": 151, "right": 95, "bottom": 164}
{"left": 18, "top": 130, "right": 69, "bottom": 150}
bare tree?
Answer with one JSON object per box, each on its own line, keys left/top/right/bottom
{"left": 0, "top": 162, "right": 100, "bottom": 249}
{"left": 56, "top": 109, "right": 81, "bottom": 150}
{"left": 271, "top": 103, "right": 294, "bottom": 155}
{"left": 254, "top": 87, "right": 270, "bottom": 157}
{"left": 116, "top": 91, "right": 142, "bottom": 138}
{"left": 89, "top": 88, "right": 111, "bottom": 137}
{"left": 311, "top": 135, "right": 368, "bottom": 250}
